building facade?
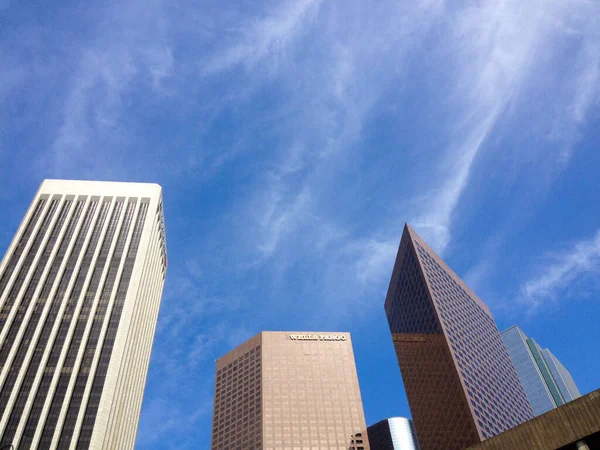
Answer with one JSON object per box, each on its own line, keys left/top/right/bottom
{"left": 501, "top": 325, "right": 581, "bottom": 416}
{"left": 466, "top": 389, "right": 600, "bottom": 450}
{"left": 0, "top": 179, "right": 167, "bottom": 449}
{"left": 542, "top": 348, "right": 581, "bottom": 402}
{"left": 384, "top": 225, "right": 534, "bottom": 450}
{"left": 211, "top": 332, "right": 370, "bottom": 450}
{"left": 367, "top": 417, "right": 420, "bottom": 450}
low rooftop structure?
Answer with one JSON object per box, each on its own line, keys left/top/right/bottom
{"left": 466, "top": 389, "right": 600, "bottom": 450}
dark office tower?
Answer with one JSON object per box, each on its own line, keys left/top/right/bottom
{"left": 368, "top": 417, "right": 420, "bottom": 450}
{"left": 211, "top": 332, "right": 370, "bottom": 450}
{"left": 0, "top": 180, "right": 167, "bottom": 450}
{"left": 384, "top": 225, "right": 534, "bottom": 450}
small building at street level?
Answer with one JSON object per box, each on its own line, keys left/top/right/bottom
{"left": 210, "top": 331, "right": 370, "bottom": 450}
{"left": 367, "top": 417, "right": 420, "bottom": 450}
{"left": 384, "top": 224, "right": 534, "bottom": 450}
{"left": 467, "top": 388, "right": 600, "bottom": 450}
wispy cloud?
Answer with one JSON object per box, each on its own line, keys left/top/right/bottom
{"left": 411, "top": 0, "right": 581, "bottom": 253}
{"left": 209, "top": 0, "right": 448, "bottom": 265}
{"left": 351, "top": 238, "right": 399, "bottom": 286}
{"left": 520, "top": 230, "right": 600, "bottom": 312}
{"left": 194, "top": 0, "right": 600, "bottom": 324}
{"left": 140, "top": 258, "right": 256, "bottom": 447}
{"left": 46, "top": 0, "right": 175, "bottom": 178}
{"left": 3, "top": 0, "right": 600, "bottom": 448}
{"left": 202, "top": 0, "right": 323, "bottom": 75}
{"left": 413, "top": 112, "right": 501, "bottom": 252}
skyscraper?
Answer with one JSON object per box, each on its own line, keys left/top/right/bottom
{"left": 384, "top": 224, "right": 533, "bottom": 450}
{"left": 501, "top": 325, "right": 581, "bottom": 416}
{"left": 211, "top": 331, "right": 370, "bottom": 450}
{"left": 0, "top": 179, "right": 167, "bottom": 449}
{"left": 367, "top": 417, "right": 420, "bottom": 450}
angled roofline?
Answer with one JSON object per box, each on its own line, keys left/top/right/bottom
{"left": 405, "top": 223, "right": 493, "bottom": 317}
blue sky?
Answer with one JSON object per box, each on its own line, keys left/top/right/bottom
{"left": 1, "top": 0, "right": 599, "bottom": 448}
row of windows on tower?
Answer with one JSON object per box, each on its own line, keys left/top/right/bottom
{"left": 387, "top": 248, "right": 441, "bottom": 335}
{"left": 213, "top": 346, "right": 262, "bottom": 450}
{"left": 414, "top": 242, "right": 533, "bottom": 438}
{"left": 0, "top": 196, "right": 150, "bottom": 449}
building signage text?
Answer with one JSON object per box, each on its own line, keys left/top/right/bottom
{"left": 393, "top": 335, "right": 427, "bottom": 343}
{"left": 289, "top": 334, "right": 347, "bottom": 341}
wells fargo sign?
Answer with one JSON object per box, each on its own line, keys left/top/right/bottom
{"left": 392, "top": 335, "right": 427, "bottom": 343}
{"left": 289, "top": 334, "right": 347, "bottom": 341}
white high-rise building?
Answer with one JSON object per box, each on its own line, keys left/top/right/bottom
{"left": 0, "top": 180, "right": 167, "bottom": 450}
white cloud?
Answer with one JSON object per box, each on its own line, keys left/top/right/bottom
{"left": 141, "top": 260, "right": 256, "bottom": 447}
{"left": 413, "top": 112, "right": 501, "bottom": 252}
{"left": 193, "top": 0, "right": 600, "bottom": 325}
{"left": 520, "top": 230, "right": 600, "bottom": 312}
{"left": 351, "top": 238, "right": 399, "bottom": 286}
{"left": 144, "top": 46, "right": 175, "bottom": 90}
{"left": 254, "top": 175, "right": 313, "bottom": 258}
{"left": 412, "top": 0, "right": 600, "bottom": 254}
{"left": 411, "top": 1, "right": 547, "bottom": 252}
{"left": 48, "top": 0, "right": 175, "bottom": 178}
{"left": 202, "top": 0, "right": 322, "bottom": 75}
{"left": 3, "top": 0, "right": 600, "bottom": 448}
{"left": 571, "top": 44, "right": 600, "bottom": 124}
{"left": 206, "top": 0, "right": 449, "bottom": 263}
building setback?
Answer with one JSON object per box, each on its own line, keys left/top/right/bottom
{"left": 0, "top": 179, "right": 167, "bottom": 449}
{"left": 211, "top": 331, "right": 370, "bottom": 450}
{"left": 542, "top": 348, "right": 581, "bottom": 402}
{"left": 367, "top": 417, "right": 420, "bottom": 450}
{"left": 384, "top": 224, "right": 534, "bottom": 450}
{"left": 501, "top": 325, "right": 581, "bottom": 416}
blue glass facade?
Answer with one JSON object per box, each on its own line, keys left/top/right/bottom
{"left": 541, "top": 349, "right": 581, "bottom": 402}
{"left": 501, "top": 326, "right": 556, "bottom": 415}
{"left": 501, "top": 326, "right": 581, "bottom": 417}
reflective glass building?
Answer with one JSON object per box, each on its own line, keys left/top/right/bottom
{"left": 367, "top": 417, "right": 420, "bottom": 450}
{"left": 384, "top": 225, "right": 534, "bottom": 450}
{"left": 501, "top": 325, "right": 581, "bottom": 416}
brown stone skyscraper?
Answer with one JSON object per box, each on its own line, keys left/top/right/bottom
{"left": 384, "top": 225, "right": 533, "bottom": 450}
{"left": 210, "top": 331, "right": 370, "bottom": 450}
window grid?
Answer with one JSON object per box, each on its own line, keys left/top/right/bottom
{"left": 414, "top": 242, "right": 533, "bottom": 438}
{"left": 77, "top": 200, "right": 149, "bottom": 449}
{"left": 0, "top": 198, "right": 86, "bottom": 447}
{"left": 0, "top": 199, "right": 71, "bottom": 418}
{"left": 0, "top": 199, "right": 47, "bottom": 299}
{"left": 58, "top": 200, "right": 135, "bottom": 447}
{"left": 0, "top": 199, "right": 60, "bottom": 334}
{"left": 212, "top": 345, "right": 262, "bottom": 450}
{"left": 18, "top": 199, "right": 108, "bottom": 449}
{"left": 38, "top": 200, "right": 122, "bottom": 447}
